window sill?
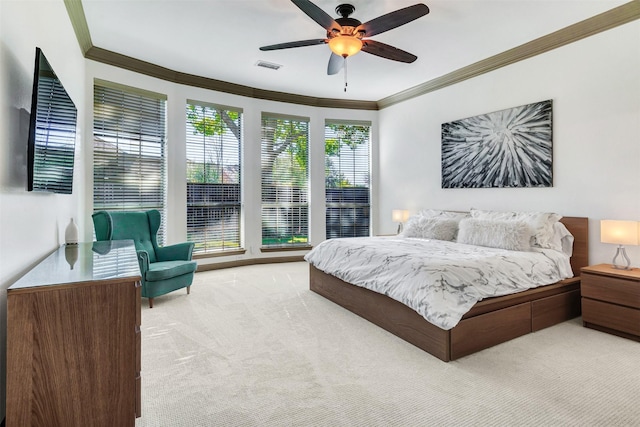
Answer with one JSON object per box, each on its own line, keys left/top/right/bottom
{"left": 193, "top": 249, "right": 246, "bottom": 260}
{"left": 260, "top": 245, "right": 313, "bottom": 253}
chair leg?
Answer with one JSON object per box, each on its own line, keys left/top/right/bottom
{"left": 149, "top": 298, "right": 154, "bottom": 309}
{"left": 187, "top": 286, "right": 191, "bottom": 295}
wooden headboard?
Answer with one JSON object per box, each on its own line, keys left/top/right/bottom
{"left": 559, "top": 216, "right": 589, "bottom": 276}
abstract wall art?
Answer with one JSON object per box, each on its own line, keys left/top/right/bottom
{"left": 441, "top": 99, "right": 552, "bottom": 188}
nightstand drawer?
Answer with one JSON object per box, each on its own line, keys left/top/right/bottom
{"left": 582, "top": 298, "right": 640, "bottom": 336}
{"left": 581, "top": 274, "right": 640, "bottom": 309}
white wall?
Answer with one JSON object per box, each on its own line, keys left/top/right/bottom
{"left": 0, "top": 1, "right": 637, "bottom": 421}
{"left": 84, "top": 61, "right": 379, "bottom": 267}
{"left": 0, "top": 0, "right": 87, "bottom": 420}
{"left": 378, "top": 21, "right": 640, "bottom": 265}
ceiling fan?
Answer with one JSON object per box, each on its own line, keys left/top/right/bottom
{"left": 259, "top": 0, "right": 430, "bottom": 77}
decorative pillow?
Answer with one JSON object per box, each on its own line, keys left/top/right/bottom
{"left": 470, "top": 209, "right": 561, "bottom": 249}
{"left": 417, "top": 209, "right": 469, "bottom": 222}
{"left": 457, "top": 218, "right": 532, "bottom": 251}
{"left": 547, "top": 222, "right": 574, "bottom": 256}
{"left": 402, "top": 216, "right": 459, "bottom": 241}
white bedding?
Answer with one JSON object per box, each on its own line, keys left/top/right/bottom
{"left": 304, "top": 236, "right": 574, "bottom": 330}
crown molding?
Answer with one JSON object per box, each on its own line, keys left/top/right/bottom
{"left": 84, "top": 46, "right": 379, "bottom": 111}
{"left": 64, "top": 0, "right": 92, "bottom": 55}
{"left": 67, "top": 0, "right": 639, "bottom": 111}
{"left": 377, "top": 1, "right": 640, "bottom": 109}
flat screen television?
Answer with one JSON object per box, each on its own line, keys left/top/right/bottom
{"left": 27, "top": 47, "right": 77, "bottom": 194}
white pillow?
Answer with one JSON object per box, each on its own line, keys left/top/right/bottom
{"left": 547, "top": 222, "right": 574, "bottom": 256}
{"left": 470, "top": 209, "right": 561, "bottom": 249}
{"left": 402, "top": 217, "right": 459, "bottom": 241}
{"left": 417, "top": 209, "right": 469, "bottom": 222}
{"left": 457, "top": 218, "right": 532, "bottom": 251}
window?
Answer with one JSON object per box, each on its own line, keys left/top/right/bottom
{"left": 93, "top": 80, "right": 167, "bottom": 242}
{"left": 325, "top": 121, "right": 371, "bottom": 238}
{"left": 261, "top": 114, "right": 309, "bottom": 248}
{"left": 186, "top": 101, "right": 242, "bottom": 254}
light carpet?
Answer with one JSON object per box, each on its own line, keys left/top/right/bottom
{"left": 136, "top": 262, "right": 640, "bottom": 427}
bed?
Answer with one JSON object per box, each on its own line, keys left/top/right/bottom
{"left": 307, "top": 213, "right": 589, "bottom": 361}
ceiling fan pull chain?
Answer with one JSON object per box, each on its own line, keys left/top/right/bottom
{"left": 344, "top": 56, "right": 348, "bottom": 92}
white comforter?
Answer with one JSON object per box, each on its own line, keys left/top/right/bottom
{"left": 304, "top": 236, "right": 573, "bottom": 330}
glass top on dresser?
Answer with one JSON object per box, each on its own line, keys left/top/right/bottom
{"left": 10, "top": 240, "right": 141, "bottom": 290}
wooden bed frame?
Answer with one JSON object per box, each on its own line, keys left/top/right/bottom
{"left": 310, "top": 216, "right": 589, "bottom": 361}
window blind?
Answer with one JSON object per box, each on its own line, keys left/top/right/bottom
{"left": 93, "top": 81, "right": 167, "bottom": 243}
{"left": 261, "top": 114, "right": 309, "bottom": 248}
{"left": 325, "top": 121, "right": 371, "bottom": 239}
{"left": 186, "top": 101, "right": 242, "bottom": 254}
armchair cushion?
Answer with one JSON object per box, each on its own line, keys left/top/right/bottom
{"left": 146, "top": 260, "right": 197, "bottom": 282}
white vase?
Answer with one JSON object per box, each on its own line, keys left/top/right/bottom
{"left": 65, "top": 218, "right": 79, "bottom": 245}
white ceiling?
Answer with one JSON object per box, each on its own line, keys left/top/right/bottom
{"left": 82, "top": 0, "right": 627, "bottom": 102}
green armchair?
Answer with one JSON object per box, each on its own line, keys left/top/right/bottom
{"left": 92, "top": 210, "right": 197, "bottom": 308}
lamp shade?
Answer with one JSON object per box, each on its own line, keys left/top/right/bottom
{"left": 328, "top": 36, "right": 362, "bottom": 57}
{"left": 600, "top": 220, "right": 639, "bottom": 246}
{"left": 392, "top": 209, "right": 410, "bottom": 223}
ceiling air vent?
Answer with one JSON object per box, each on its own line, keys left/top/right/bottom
{"left": 255, "top": 60, "right": 282, "bottom": 71}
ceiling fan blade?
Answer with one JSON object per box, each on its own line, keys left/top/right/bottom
{"left": 291, "top": 0, "right": 341, "bottom": 31}
{"left": 260, "top": 39, "right": 327, "bottom": 51}
{"left": 327, "top": 53, "right": 344, "bottom": 75}
{"left": 357, "top": 4, "right": 429, "bottom": 37}
{"left": 361, "top": 40, "right": 418, "bottom": 63}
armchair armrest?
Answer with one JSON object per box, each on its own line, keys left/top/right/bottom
{"left": 155, "top": 242, "right": 195, "bottom": 261}
{"left": 137, "top": 250, "right": 151, "bottom": 274}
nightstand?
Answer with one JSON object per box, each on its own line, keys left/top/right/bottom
{"left": 580, "top": 264, "right": 640, "bottom": 341}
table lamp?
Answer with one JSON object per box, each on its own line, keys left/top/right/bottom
{"left": 392, "top": 209, "right": 410, "bottom": 234}
{"left": 600, "top": 219, "right": 639, "bottom": 270}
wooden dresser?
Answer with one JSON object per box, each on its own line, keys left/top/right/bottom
{"left": 7, "top": 240, "right": 142, "bottom": 427}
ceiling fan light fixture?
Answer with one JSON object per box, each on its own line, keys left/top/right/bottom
{"left": 328, "top": 36, "right": 362, "bottom": 58}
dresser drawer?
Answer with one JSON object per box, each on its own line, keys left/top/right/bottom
{"left": 136, "top": 326, "right": 141, "bottom": 373}
{"left": 136, "top": 281, "right": 142, "bottom": 326}
{"left": 135, "top": 281, "right": 142, "bottom": 419}
{"left": 136, "top": 374, "right": 142, "bottom": 418}
{"left": 582, "top": 298, "right": 640, "bottom": 336}
{"left": 581, "top": 273, "right": 640, "bottom": 309}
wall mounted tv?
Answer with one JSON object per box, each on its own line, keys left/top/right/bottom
{"left": 27, "top": 47, "right": 77, "bottom": 194}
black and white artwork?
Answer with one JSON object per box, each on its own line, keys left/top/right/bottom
{"left": 441, "top": 99, "right": 552, "bottom": 188}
